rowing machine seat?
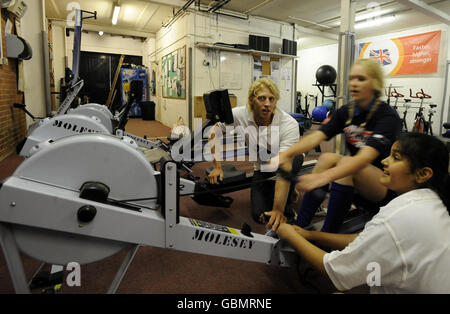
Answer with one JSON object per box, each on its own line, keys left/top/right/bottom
{"left": 205, "top": 163, "right": 247, "bottom": 184}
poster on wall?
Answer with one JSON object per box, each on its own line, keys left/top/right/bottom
{"left": 162, "top": 45, "right": 186, "bottom": 99}
{"left": 252, "top": 56, "right": 281, "bottom": 82}
{"left": 219, "top": 51, "right": 242, "bottom": 90}
{"left": 358, "top": 30, "right": 441, "bottom": 75}
{"left": 120, "top": 68, "right": 148, "bottom": 117}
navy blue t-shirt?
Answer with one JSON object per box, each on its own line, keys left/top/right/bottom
{"left": 319, "top": 100, "right": 401, "bottom": 170}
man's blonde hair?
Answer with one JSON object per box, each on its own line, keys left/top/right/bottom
{"left": 247, "top": 78, "right": 280, "bottom": 111}
{"left": 353, "top": 58, "right": 385, "bottom": 98}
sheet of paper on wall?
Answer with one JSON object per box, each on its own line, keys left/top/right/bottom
{"left": 270, "top": 61, "right": 280, "bottom": 86}
{"left": 178, "top": 48, "right": 185, "bottom": 67}
{"left": 253, "top": 60, "right": 263, "bottom": 82}
{"left": 219, "top": 51, "right": 242, "bottom": 90}
{"left": 282, "top": 67, "right": 292, "bottom": 92}
{"left": 173, "top": 53, "right": 178, "bottom": 69}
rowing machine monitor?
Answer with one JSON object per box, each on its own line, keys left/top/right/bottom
{"left": 203, "top": 89, "right": 234, "bottom": 125}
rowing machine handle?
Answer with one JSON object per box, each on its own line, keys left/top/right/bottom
{"left": 13, "top": 103, "right": 25, "bottom": 109}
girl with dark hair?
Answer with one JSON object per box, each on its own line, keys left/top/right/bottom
{"left": 276, "top": 133, "right": 450, "bottom": 293}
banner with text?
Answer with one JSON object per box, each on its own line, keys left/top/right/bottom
{"left": 359, "top": 30, "right": 441, "bottom": 75}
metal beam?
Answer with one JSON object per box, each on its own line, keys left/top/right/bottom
{"left": 294, "top": 24, "right": 338, "bottom": 41}
{"left": 336, "top": 0, "right": 356, "bottom": 154}
{"left": 396, "top": 0, "right": 450, "bottom": 24}
{"left": 145, "top": 0, "right": 185, "bottom": 7}
{"left": 50, "top": 20, "right": 155, "bottom": 38}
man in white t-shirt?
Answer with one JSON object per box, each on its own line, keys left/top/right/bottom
{"left": 208, "top": 78, "right": 302, "bottom": 232}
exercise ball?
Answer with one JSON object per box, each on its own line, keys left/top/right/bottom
{"left": 323, "top": 99, "right": 335, "bottom": 110}
{"left": 316, "top": 65, "right": 337, "bottom": 85}
{"left": 312, "top": 105, "right": 328, "bottom": 122}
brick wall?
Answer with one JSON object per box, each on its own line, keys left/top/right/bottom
{"left": 0, "top": 10, "right": 27, "bottom": 161}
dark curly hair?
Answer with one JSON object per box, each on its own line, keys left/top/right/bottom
{"left": 397, "top": 132, "right": 450, "bottom": 212}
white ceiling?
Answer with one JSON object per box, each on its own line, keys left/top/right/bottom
{"left": 45, "top": 0, "right": 450, "bottom": 48}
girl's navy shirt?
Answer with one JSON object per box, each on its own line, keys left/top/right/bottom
{"left": 319, "top": 100, "right": 402, "bottom": 170}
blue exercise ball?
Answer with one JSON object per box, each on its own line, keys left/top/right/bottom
{"left": 312, "top": 105, "right": 328, "bottom": 122}
{"left": 323, "top": 99, "right": 335, "bottom": 110}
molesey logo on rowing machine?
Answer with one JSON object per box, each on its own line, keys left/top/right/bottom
{"left": 52, "top": 119, "right": 102, "bottom": 134}
{"left": 192, "top": 229, "right": 255, "bottom": 250}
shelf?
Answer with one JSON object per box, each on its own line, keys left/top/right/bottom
{"left": 194, "top": 42, "right": 298, "bottom": 59}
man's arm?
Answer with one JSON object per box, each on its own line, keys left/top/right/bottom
{"left": 265, "top": 177, "right": 290, "bottom": 231}
{"left": 207, "top": 123, "right": 224, "bottom": 184}
{"left": 278, "top": 130, "right": 327, "bottom": 171}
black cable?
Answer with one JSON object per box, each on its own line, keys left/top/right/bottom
{"left": 114, "top": 173, "right": 277, "bottom": 204}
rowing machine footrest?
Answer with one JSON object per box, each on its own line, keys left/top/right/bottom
{"left": 192, "top": 183, "right": 234, "bottom": 208}
{"left": 205, "top": 164, "right": 246, "bottom": 184}
{"left": 337, "top": 194, "right": 380, "bottom": 234}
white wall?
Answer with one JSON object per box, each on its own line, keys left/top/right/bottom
{"left": 49, "top": 23, "right": 147, "bottom": 108}
{"left": 192, "top": 12, "right": 296, "bottom": 112}
{"left": 146, "top": 13, "right": 191, "bottom": 128}
{"left": 64, "top": 28, "right": 145, "bottom": 71}
{"left": 297, "top": 43, "right": 339, "bottom": 105}
{"left": 297, "top": 23, "right": 450, "bottom": 134}
{"left": 51, "top": 23, "right": 66, "bottom": 105}
{"left": 143, "top": 11, "right": 298, "bottom": 129}
{"left": 21, "top": 0, "right": 46, "bottom": 125}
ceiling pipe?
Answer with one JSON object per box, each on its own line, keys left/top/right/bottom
{"left": 196, "top": 0, "right": 249, "bottom": 20}
{"left": 162, "top": 0, "right": 196, "bottom": 27}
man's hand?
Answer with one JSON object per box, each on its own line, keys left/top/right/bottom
{"left": 262, "top": 210, "right": 287, "bottom": 232}
{"left": 296, "top": 172, "right": 330, "bottom": 192}
{"left": 208, "top": 167, "right": 224, "bottom": 184}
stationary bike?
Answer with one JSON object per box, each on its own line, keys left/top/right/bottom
{"left": 389, "top": 88, "right": 404, "bottom": 110}
{"left": 400, "top": 98, "right": 412, "bottom": 133}
{"left": 425, "top": 104, "right": 437, "bottom": 136}
{"left": 410, "top": 88, "right": 431, "bottom": 133}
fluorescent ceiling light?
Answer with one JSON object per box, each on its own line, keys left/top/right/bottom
{"left": 328, "top": 9, "right": 393, "bottom": 27}
{"left": 355, "top": 9, "right": 390, "bottom": 22}
{"left": 112, "top": 5, "right": 120, "bottom": 25}
{"left": 355, "top": 14, "right": 396, "bottom": 29}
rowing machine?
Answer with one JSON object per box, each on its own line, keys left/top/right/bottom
{"left": 0, "top": 133, "right": 298, "bottom": 294}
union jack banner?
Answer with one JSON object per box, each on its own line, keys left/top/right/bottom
{"left": 369, "top": 49, "right": 392, "bottom": 66}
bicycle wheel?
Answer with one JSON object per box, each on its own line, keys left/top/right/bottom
{"left": 412, "top": 118, "right": 425, "bottom": 133}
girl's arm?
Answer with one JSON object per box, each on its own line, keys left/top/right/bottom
{"left": 277, "top": 130, "right": 327, "bottom": 171}
{"left": 296, "top": 145, "right": 379, "bottom": 191}
{"left": 277, "top": 224, "right": 359, "bottom": 277}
